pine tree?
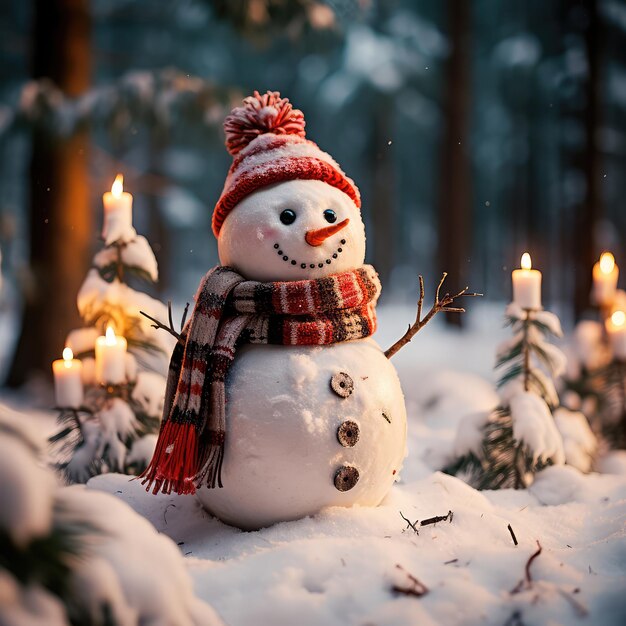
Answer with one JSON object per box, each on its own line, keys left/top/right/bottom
{"left": 563, "top": 311, "right": 626, "bottom": 449}
{"left": 445, "top": 303, "right": 568, "bottom": 489}
{"left": 50, "top": 177, "right": 173, "bottom": 483}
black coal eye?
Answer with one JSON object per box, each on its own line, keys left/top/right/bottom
{"left": 280, "top": 209, "right": 297, "bottom": 225}
{"left": 323, "top": 209, "right": 337, "bottom": 224}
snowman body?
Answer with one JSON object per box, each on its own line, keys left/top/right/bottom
{"left": 197, "top": 339, "right": 407, "bottom": 530}
{"left": 196, "top": 179, "right": 408, "bottom": 529}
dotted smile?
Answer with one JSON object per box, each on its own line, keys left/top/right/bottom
{"left": 273, "top": 240, "right": 346, "bottom": 269}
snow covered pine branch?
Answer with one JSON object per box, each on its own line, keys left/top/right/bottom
{"left": 50, "top": 177, "right": 174, "bottom": 483}
{"left": 0, "top": 406, "right": 222, "bottom": 625}
{"left": 384, "top": 272, "right": 482, "bottom": 359}
{"left": 445, "top": 303, "right": 597, "bottom": 489}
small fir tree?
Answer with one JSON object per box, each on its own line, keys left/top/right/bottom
{"left": 563, "top": 309, "right": 626, "bottom": 450}
{"left": 445, "top": 303, "right": 569, "bottom": 489}
{"left": 50, "top": 177, "right": 173, "bottom": 483}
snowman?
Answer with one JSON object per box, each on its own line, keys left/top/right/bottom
{"left": 142, "top": 92, "right": 407, "bottom": 530}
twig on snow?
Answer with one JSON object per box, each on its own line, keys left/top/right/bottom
{"left": 508, "top": 523, "right": 519, "bottom": 546}
{"left": 391, "top": 564, "right": 429, "bottom": 598}
{"left": 420, "top": 510, "right": 453, "bottom": 527}
{"left": 510, "top": 540, "right": 542, "bottom": 594}
{"left": 400, "top": 511, "right": 419, "bottom": 533}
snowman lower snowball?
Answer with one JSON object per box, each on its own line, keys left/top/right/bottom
{"left": 142, "top": 91, "right": 408, "bottom": 530}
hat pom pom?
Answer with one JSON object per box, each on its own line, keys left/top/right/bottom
{"left": 224, "top": 91, "right": 306, "bottom": 155}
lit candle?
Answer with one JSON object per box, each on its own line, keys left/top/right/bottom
{"left": 95, "top": 325, "right": 128, "bottom": 385}
{"left": 512, "top": 252, "right": 542, "bottom": 310}
{"left": 591, "top": 252, "right": 619, "bottom": 307}
{"left": 52, "top": 348, "right": 84, "bottom": 408}
{"left": 102, "top": 174, "right": 133, "bottom": 245}
{"left": 606, "top": 310, "right": 626, "bottom": 360}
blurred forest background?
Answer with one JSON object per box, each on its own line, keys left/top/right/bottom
{"left": 0, "top": 0, "right": 625, "bottom": 386}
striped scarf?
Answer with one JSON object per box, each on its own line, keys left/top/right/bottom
{"left": 141, "top": 264, "right": 381, "bottom": 496}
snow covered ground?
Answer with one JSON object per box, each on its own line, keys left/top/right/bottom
{"left": 77, "top": 303, "right": 626, "bottom": 626}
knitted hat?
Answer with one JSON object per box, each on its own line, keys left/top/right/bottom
{"left": 212, "top": 91, "right": 361, "bottom": 237}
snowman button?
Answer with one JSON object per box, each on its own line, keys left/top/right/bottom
{"left": 330, "top": 372, "right": 354, "bottom": 398}
{"left": 334, "top": 465, "right": 359, "bottom": 491}
{"left": 337, "top": 420, "right": 359, "bottom": 447}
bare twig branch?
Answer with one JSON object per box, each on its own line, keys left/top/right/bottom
{"left": 168, "top": 300, "right": 175, "bottom": 332}
{"left": 140, "top": 301, "right": 190, "bottom": 343}
{"left": 385, "top": 273, "right": 482, "bottom": 359}
{"left": 508, "top": 524, "right": 519, "bottom": 546}
{"left": 391, "top": 564, "right": 429, "bottom": 598}
{"left": 416, "top": 275, "right": 424, "bottom": 324}
{"left": 510, "top": 540, "right": 542, "bottom": 594}
{"left": 420, "top": 510, "right": 453, "bottom": 527}
{"left": 140, "top": 310, "right": 180, "bottom": 341}
{"left": 180, "top": 302, "right": 190, "bottom": 330}
{"left": 400, "top": 511, "right": 419, "bottom": 533}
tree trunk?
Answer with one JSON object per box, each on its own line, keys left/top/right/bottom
{"left": 573, "top": 0, "right": 602, "bottom": 319}
{"left": 7, "top": 0, "right": 91, "bottom": 386}
{"left": 369, "top": 92, "right": 395, "bottom": 289}
{"left": 438, "top": 0, "right": 472, "bottom": 327}
{"left": 147, "top": 130, "right": 171, "bottom": 295}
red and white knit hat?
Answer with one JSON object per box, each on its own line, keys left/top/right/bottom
{"left": 212, "top": 91, "right": 361, "bottom": 237}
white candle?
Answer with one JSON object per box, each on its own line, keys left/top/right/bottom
{"left": 95, "top": 325, "right": 128, "bottom": 385}
{"left": 591, "top": 252, "right": 619, "bottom": 307}
{"left": 512, "top": 252, "right": 542, "bottom": 310}
{"left": 52, "top": 348, "right": 84, "bottom": 408}
{"left": 606, "top": 310, "right": 626, "bottom": 360}
{"left": 102, "top": 174, "right": 133, "bottom": 245}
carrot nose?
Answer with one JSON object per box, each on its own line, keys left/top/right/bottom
{"left": 305, "top": 218, "right": 349, "bottom": 247}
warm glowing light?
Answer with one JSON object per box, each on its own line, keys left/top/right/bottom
{"left": 105, "top": 325, "right": 117, "bottom": 345}
{"left": 599, "top": 252, "right": 615, "bottom": 275}
{"left": 521, "top": 252, "right": 532, "bottom": 270}
{"left": 612, "top": 310, "right": 626, "bottom": 328}
{"left": 111, "top": 174, "right": 124, "bottom": 198}
{"left": 62, "top": 347, "right": 74, "bottom": 366}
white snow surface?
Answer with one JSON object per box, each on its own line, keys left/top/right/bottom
{"left": 84, "top": 304, "right": 624, "bottom": 625}
{"left": 7, "top": 303, "right": 626, "bottom": 625}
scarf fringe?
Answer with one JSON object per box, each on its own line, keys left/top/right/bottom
{"left": 139, "top": 421, "right": 199, "bottom": 495}
{"left": 194, "top": 441, "right": 225, "bottom": 489}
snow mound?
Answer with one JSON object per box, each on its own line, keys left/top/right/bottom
{"left": 58, "top": 487, "right": 222, "bottom": 626}
{"left": 0, "top": 404, "right": 222, "bottom": 626}
{"left": 0, "top": 408, "right": 56, "bottom": 546}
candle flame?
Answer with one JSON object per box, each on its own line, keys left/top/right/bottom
{"left": 612, "top": 310, "right": 626, "bottom": 328}
{"left": 521, "top": 252, "right": 532, "bottom": 270}
{"left": 63, "top": 347, "right": 74, "bottom": 362}
{"left": 599, "top": 252, "right": 615, "bottom": 274}
{"left": 111, "top": 174, "right": 124, "bottom": 199}
{"left": 105, "top": 324, "right": 117, "bottom": 345}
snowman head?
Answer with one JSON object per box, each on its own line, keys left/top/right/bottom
{"left": 213, "top": 91, "right": 366, "bottom": 281}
